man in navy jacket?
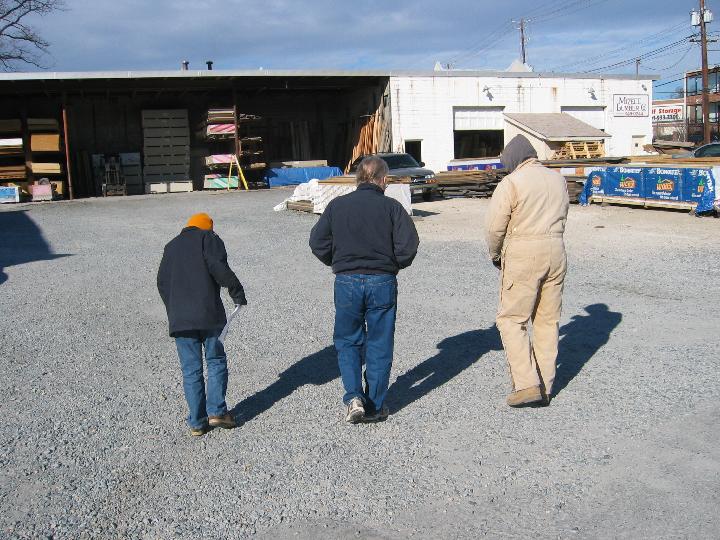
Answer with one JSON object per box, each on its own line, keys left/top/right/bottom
{"left": 310, "top": 156, "right": 419, "bottom": 423}
{"left": 157, "top": 213, "right": 247, "bottom": 436}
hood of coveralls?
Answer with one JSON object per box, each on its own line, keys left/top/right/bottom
{"left": 501, "top": 135, "right": 538, "bottom": 174}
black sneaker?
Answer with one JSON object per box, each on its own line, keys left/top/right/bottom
{"left": 345, "top": 398, "right": 365, "bottom": 424}
{"left": 362, "top": 405, "right": 389, "bottom": 423}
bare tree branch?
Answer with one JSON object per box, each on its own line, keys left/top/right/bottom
{"left": 0, "top": 0, "right": 64, "bottom": 70}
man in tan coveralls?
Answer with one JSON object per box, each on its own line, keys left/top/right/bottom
{"left": 486, "top": 135, "right": 569, "bottom": 407}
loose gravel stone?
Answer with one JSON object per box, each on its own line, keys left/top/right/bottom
{"left": 0, "top": 191, "right": 718, "bottom": 539}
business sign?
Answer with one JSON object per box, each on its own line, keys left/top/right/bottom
{"left": 652, "top": 104, "right": 684, "bottom": 123}
{"left": 613, "top": 94, "right": 650, "bottom": 117}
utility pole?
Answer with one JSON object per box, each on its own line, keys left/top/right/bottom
{"left": 520, "top": 18, "right": 527, "bottom": 65}
{"left": 700, "top": 0, "right": 711, "bottom": 144}
{"left": 635, "top": 58, "right": 640, "bottom": 79}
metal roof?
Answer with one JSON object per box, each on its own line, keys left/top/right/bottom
{"left": 0, "top": 69, "right": 659, "bottom": 82}
{"left": 504, "top": 113, "right": 611, "bottom": 141}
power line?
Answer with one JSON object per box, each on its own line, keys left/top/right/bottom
{"left": 549, "top": 19, "right": 689, "bottom": 71}
{"left": 584, "top": 35, "right": 694, "bottom": 72}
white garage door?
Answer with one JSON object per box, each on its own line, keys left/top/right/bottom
{"left": 561, "top": 106, "right": 606, "bottom": 130}
{"left": 453, "top": 106, "right": 505, "bottom": 130}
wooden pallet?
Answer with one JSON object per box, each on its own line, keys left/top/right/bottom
{"left": 588, "top": 195, "right": 695, "bottom": 211}
{"left": 287, "top": 200, "right": 314, "bottom": 213}
{"left": 552, "top": 141, "right": 605, "bottom": 160}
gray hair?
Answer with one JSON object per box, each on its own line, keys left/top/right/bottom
{"left": 356, "top": 156, "right": 389, "bottom": 185}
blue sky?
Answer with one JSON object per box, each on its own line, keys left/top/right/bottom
{"left": 15, "top": 0, "right": 720, "bottom": 93}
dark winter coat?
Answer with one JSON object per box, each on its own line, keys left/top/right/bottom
{"left": 157, "top": 227, "right": 246, "bottom": 336}
{"left": 309, "top": 182, "right": 419, "bottom": 275}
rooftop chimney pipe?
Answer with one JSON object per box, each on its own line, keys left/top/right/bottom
{"left": 181, "top": 60, "right": 189, "bottom": 71}
{"left": 206, "top": 61, "right": 214, "bottom": 70}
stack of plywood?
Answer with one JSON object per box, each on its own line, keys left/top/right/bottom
{"left": 0, "top": 137, "right": 23, "bottom": 156}
{"left": 0, "top": 120, "right": 25, "bottom": 186}
{"left": 30, "top": 133, "right": 60, "bottom": 152}
{"left": 31, "top": 162, "right": 62, "bottom": 174}
{"left": 142, "top": 110, "right": 192, "bottom": 193}
{"left": 0, "top": 165, "right": 26, "bottom": 180}
{"left": 27, "top": 118, "right": 63, "bottom": 187}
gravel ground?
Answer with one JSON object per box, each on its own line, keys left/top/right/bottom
{"left": 0, "top": 190, "right": 718, "bottom": 539}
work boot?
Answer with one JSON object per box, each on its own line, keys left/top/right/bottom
{"left": 189, "top": 425, "right": 208, "bottom": 437}
{"left": 345, "top": 398, "right": 365, "bottom": 424}
{"left": 362, "top": 404, "right": 390, "bottom": 423}
{"left": 507, "top": 385, "right": 544, "bottom": 407}
{"left": 209, "top": 413, "right": 237, "bottom": 429}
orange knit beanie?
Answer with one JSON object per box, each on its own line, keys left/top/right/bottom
{"left": 186, "top": 213, "right": 213, "bottom": 231}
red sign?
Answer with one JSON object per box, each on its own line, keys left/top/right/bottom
{"left": 652, "top": 105, "right": 683, "bottom": 123}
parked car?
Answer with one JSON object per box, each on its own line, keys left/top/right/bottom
{"left": 672, "top": 142, "right": 720, "bottom": 158}
{"left": 349, "top": 153, "right": 437, "bottom": 201}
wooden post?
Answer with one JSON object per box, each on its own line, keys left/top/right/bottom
{"left": 700, "top": 0, "right": 712, "bottom": 144}
{"left": 232, "top": 88, "right": 240, "bottom": 190}
{"left": 20, "top": 110, "right": 34, "bottom": 186}
{"left": 62, "top": 102, "right": 75, "bottom": 200}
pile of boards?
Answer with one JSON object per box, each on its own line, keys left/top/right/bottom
{"left": 435, "top": 166, "right": 593, "bottom": 203}
{"left": 435, "top": 169, "right": 506, "bottom": 198}
{"left": 0, "top": 117, "right": 65, "bottom": 202}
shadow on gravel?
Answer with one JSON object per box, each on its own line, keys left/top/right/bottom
{"left": 554, "top": 303, "right": 622, "bottom": 397}
{"left": 0, "top": 210, "right": 70, "bottom": 285}
{"left": 387, "top": 326, "right": 502, "bottom": 414}
{"left": 230, "top": 346, "right": 339, "bottom": 424}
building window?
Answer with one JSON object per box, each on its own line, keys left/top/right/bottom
{"left": 711, "top": 71, "right": 719, "bottom": 94}
{"left": 454, "top": 130, "right": 504, "bottom": 159}
{"left": 404, "top": 140, "right": 422, "bottom": 163}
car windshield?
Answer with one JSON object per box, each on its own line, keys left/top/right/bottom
{"left": 696, "top": 144, "right": 720, "bottom": 157}
{"left": 349, "top": 154, "right": 420, "bottom": 172}
{"left": 382, "top": 154, "right": 420, "bottom": 169}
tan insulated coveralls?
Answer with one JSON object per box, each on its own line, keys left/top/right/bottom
{"left": 486, "top": 159, "right": 569, "bottom": 394}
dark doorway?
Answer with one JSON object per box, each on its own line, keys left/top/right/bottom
{"left": 454, "top": 130, "right": 503, "bottom": 158}
{"left": 404, "top": 140, "right": 422, "bottom": 163}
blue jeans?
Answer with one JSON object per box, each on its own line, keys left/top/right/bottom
{"left": 174, "top": 329, "right": 228, "bottom": 429}
{"left": 333, "top": 274, "right": 397, "bottom": 413}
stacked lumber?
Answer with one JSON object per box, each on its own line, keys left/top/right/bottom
{"left": 435, "top": 169, "right": 507, "bottom": 198}
{"left": 0, "top": 165, "right": 26, "bottom": 179}
{"left": 0, "top": 119, "right": 21, "bottom": 132}
{"left": 552, "top": 141, "right": 605, "bottom": 160}
{"left": 286, "top": 200, "right": 314, "bottom": 213}
{"left": 0, "top": 137, "right": 23, "bottom": 155}
{"left": 142, "top": 110, "right": 192, "bottom": 193}
{"left": 565, "top": 176, "right": 586, "bottom": 203}
{"left": 31, "top": 162, "right": 62, "bottom": 174}
{"left": 343, "top": 96, "right": 392, "bottom": 173}
{"left": 27, "top": 118, "right": 59, "bottom": 132}
{"left": 30, "top": 133, "right": 60, "bottom": 152}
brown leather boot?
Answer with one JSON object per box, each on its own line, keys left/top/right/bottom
{"left": 506, "top": 385, "right": 544, "bottom": 407}
{"left": 209, "top": 413, "right": 237, "bottom": 429}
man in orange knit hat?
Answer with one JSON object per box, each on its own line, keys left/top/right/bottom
{"left": 157, "top": 213, "right": 247, "bottom": 436}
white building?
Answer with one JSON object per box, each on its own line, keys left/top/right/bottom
{"left": 389, "top": 71, "right": 655, "bottom": 171}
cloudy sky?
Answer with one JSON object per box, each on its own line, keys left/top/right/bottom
{"left": 11, "top": 0, "right": 720, "bottom": 93}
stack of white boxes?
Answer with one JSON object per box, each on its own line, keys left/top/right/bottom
{"left": 141, "top": 110, "right": 192, "bottom": 193}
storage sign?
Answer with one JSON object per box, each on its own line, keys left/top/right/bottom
{"left": 652, "top": 104, "right": 683, "bottom": 123}
{"left": 613, "top": 94, "right": 649, "bottom": 117}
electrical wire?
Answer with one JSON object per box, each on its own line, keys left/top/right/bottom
{"left": 549, "top": 20, "right": 689, "bottom": 72}
{"left": 584, "top": 35, "right": 694, "bottom": 72}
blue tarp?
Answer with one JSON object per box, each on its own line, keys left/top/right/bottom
{"left": 264, "top": 166, "right": 342, "bottom": 187}
{"left": 579, "top": 165, "right": 717, "bottom": 213}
